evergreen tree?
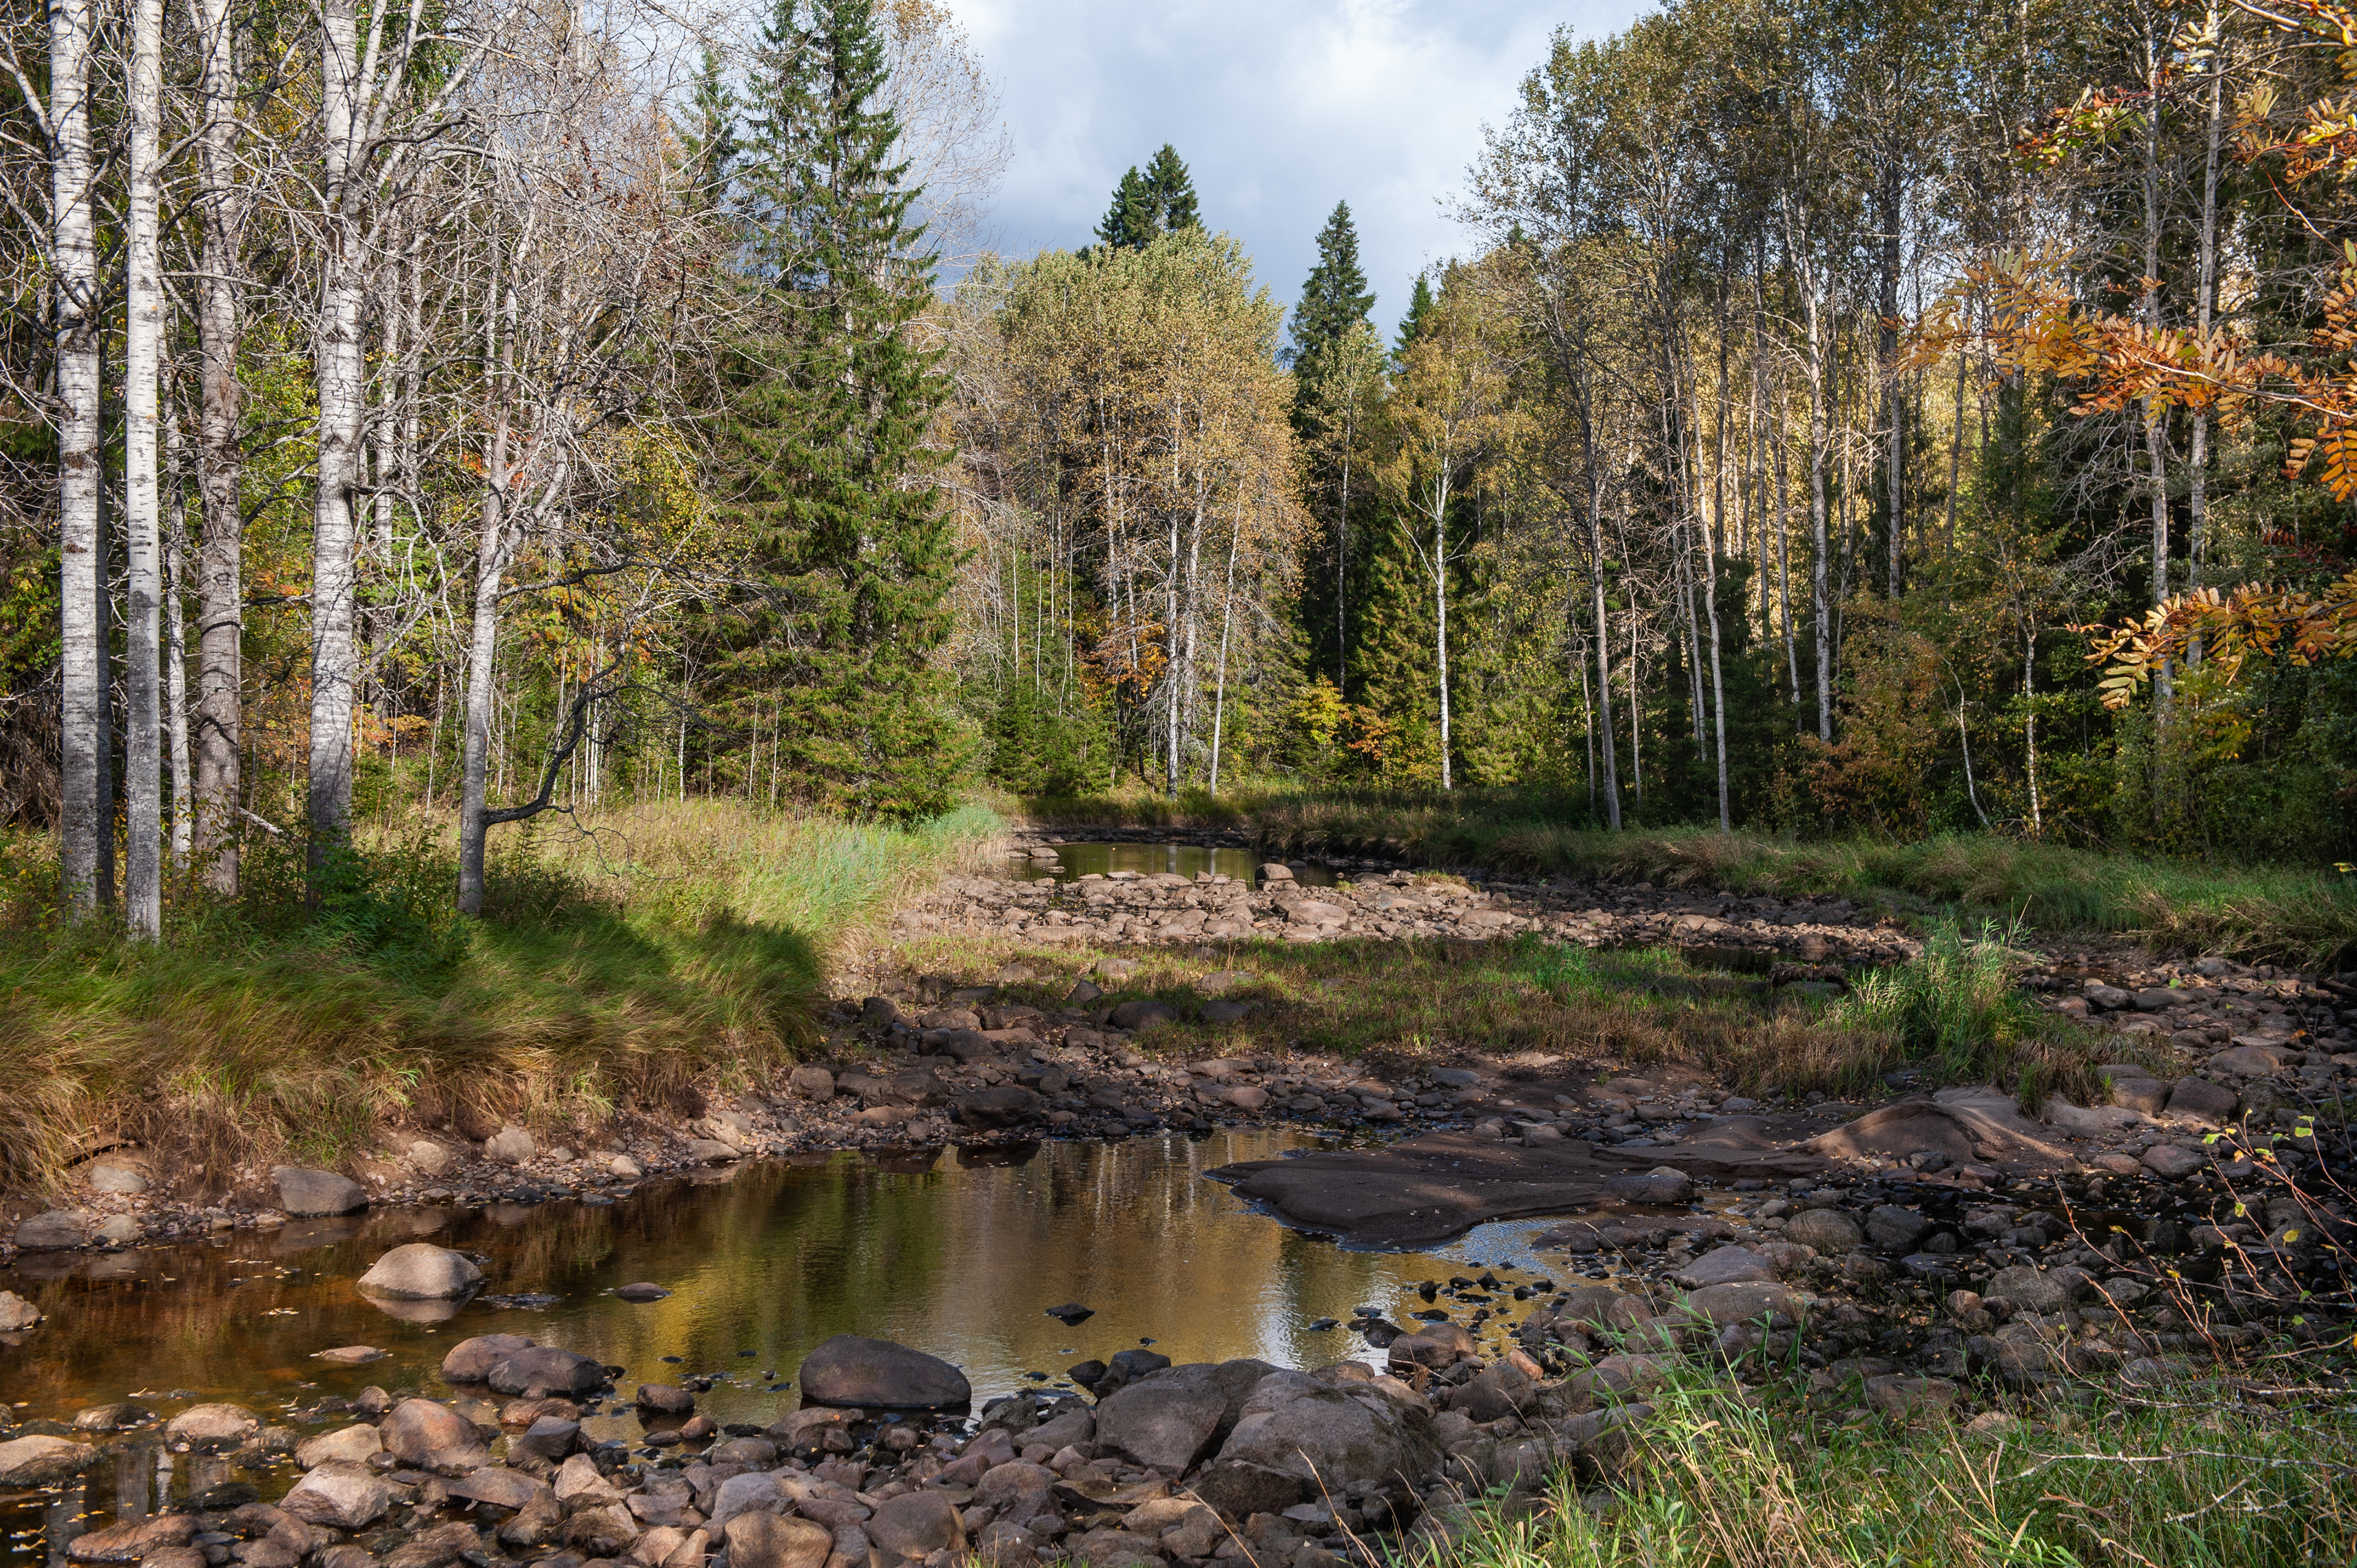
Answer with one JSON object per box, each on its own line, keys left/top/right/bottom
{"left": 1393, "top": 274, "right": 1435, "bottom": 361}
{"left": 1094, "top": 166, "right": 1155, "bottom": 250}
{"left": 1287, "top": 201, "right": 1374, "bottom": 369}
{"left": 713, "top": 0, "right": 964, "bottom": 821}
{"left": 1092, "top": 144, "right": 1200, "bottom": 251}
{"left": 1141, "top": 143, "right": 1199, "bottom": 230}
{"left": 674, "top": 46, "right": 738, "bottom": 212}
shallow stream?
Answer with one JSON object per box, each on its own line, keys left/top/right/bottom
{"left": 1, "top": 1130, "right": 1577, "bottom": 1562}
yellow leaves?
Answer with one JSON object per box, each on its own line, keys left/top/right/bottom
{"left": 2081, "top": 572, "right": 2357, "bottom": 708}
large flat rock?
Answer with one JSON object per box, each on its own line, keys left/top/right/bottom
{"left": 1209, "top": 1119, "right": 1823, "bottom": 1246}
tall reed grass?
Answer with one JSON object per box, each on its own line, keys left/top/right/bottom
{"left": 0, "top": 801, "right": 1001, "bottom": 1191}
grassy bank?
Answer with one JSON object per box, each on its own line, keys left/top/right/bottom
{"left": 0, "top": 801, "right": 1002, "bottom": 1191}
{"left": 1013, "top": 785, "right": 2357, "bottom": 970}
{"left": 1422, "top": 1367, "right": 2357, "bottom": 1568}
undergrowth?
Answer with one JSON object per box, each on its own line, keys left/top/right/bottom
{"left": 0, "top": 801, "right": 1001, "bottom": 1192}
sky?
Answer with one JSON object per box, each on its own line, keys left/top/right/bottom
{"left": 940, "top": 0, "right": 1648, "bottom": 341}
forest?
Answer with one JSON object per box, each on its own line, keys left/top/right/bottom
{"left": 4, "top": 0, "right": 2357, "bottom": 938}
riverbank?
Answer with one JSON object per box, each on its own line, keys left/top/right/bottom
{"left": 0, "top": 802, "right": 1002, "bottom": 1199}
{"left": 1009, "top": 786, "right": 2357, "bottom": 971}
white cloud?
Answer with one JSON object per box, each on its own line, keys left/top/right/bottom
{"left": 941, "top": 0, "right": 1646, "bottom": 335}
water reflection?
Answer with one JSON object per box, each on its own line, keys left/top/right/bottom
{"left": 1010, "top": 843, "right": 1339, "bottom": 888}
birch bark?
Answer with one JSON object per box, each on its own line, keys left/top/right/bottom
{"left": 52, "top": 0, "right": 105, "bottom": 915}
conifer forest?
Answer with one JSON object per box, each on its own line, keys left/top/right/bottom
{"left": 6, "top": 0, "right": 2357, "bottom": 922}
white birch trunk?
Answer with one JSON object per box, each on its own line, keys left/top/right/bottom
{"left": 193, "top": 0, "right": 246, "bottom": 894}
{"left": 123, "top": 0, "right": 166, "bottom": 935}
{"left": 52, "top": 0, "right": 105, "bottom": 916}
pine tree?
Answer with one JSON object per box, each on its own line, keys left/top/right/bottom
{"left": 675, "top": 45, "right": 738, "bottom": 212}
{"left": 1094, "top": 166, "right": 1155, "bottom": 250}
{"left": 1288, "top": 201, "right": 1374, "bottom": 369}
{"left": 1393, "top": 274, "right": 1436, "bottom": 360}
{"left": 714, "top": 0, "right": 963, "bottom": 821}
{"left": 1142, "top": 144, "right": 1199, "bottom": 230}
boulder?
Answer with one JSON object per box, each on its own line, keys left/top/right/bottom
{"left": 312, "top": 1345, "right": 385, "bottom": 1365}
{"left": 440, "top": 1332, "right": 534, "bottom": 1381}
{"left": 615, "top": 1283, "right": 670, "bottom": 1303}
{"left": 14, "top": 1210, "right": 87, "bottom": 1250}
{"left": 295, "top": 1425, "right": 383, "bottom": 1469}
{"left": 2167, "top": 1077, "right": 2239, "bottom": 1126}
{"left": 797, "top": 1335, "right": 970, "bottom": 1408}
{"left": 1672, "top": 1246, "right": 1776, "bottom": 1289}
{"left": 0, "top": 1435, "right": 95, "bottom": 1486}
{"left": 357, "top": 1243, "right": 482, "bottom": 1301}
{"left": 2108, "top": 1076, "right": 2170, "bottom": 1115}
{"left": 1093, "top": 1374, "right": 1229, "bottom": 1472}
{"left": 1185, "top": 1459, "right": 1304, "bottom": 1520}
{"left": 2142, "top": 1144, "right": 2205, "bottom": 1181}
{"left": 60, "top": 1514, "right": 197, "bottom": 1562}
{"left": 281, "top": 1466, "right": 392, "bottom": 1530}
{"left": 1679, "top": 1283, "right": 1805, "bottom": 1328}
{"left": 483, "top": 1126, "right": 536, "bottom": 1164}
{"left": 2207, "top": 1045, "right": 2286, "bottom": 1076}
{"left": 787, "top": 1066, "right": 836, "bottom": 1100}
{"left": 448, "top": 1468, "right": 551, "bottom": 1512}
{"left": 724, "top": 1514, "right": 832, "bottom": 1568}
{"left": 509, "top": 1416, "right": 581, "bottom": 1462}
{"left": 1984, "top": 1264, "right": 2091, "bottom": 1313}
{"left": 1864, "top": 1205, "right": 1930, "bottom": 1251}
{"left": 1784, "top": 1208, "right": 1864, "bottom": 1253}
{"left": 866, "top": 1491, "right": 965, "bottom": 1561}
{"left": 379, "top": 1399, "right": 492, "bottom": 1470}
{"left": 956, "top": 1087, "right": 1043, "bottom": 1129}
{"left": 273, "top": 1166, "right": 369, "bottom": 1217}
{"left": 84, "top": 1161, "right": 149, "bottom": 1195}
{"left": 487, "top": 1346, "right": 606, "bottom": 1397}
{"left": 1604, "top": 1165, "right": 1696, "bottom": 1205}
{"left": 164, "top": 1404, "right": 261, "bottom": 1448}
{"left": 1213, "top": 1370, "right": 1439, "bottom": 1491}
{"left": 0, "top": 1290, "right": 42, "bottom": 1331}
{"left": 705, "top": 1472, "right": 786, "bottom": 1530}
{"left": 636, "top": 1383, "right": 695, "bottom": 1416}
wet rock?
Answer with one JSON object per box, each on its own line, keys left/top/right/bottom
{"left": 1679, "top": 1283, "right": 1804, "bottom": 1328}
{"left": 448, "top": 1468, "right": 551, "bottom": 1512}
{"left": 798, "top": 1334, "right": 971, "bottom": 1408}
{"left": 706, "top": 1472, "right": 786, "bottom": 1529}
{"left": 2142, "top": 1144, "right": 2204, "bottom": 1180}
{"left": 85, "top": 1161, "right": 148, "bottom": 1195}
{"left": 488, "top": 1346, "right": 607, "bottom": 1397}
{"left": 274, "top": 1166, "right": 368, "bottom": 1216}
{"left": 788, "top": 1066, "right": 836, "bottom": 1100}
{"left": 636, "top": 1383, "right": 695, "bottom": 1416}
{"left": 379, "top": 1399, "right": 492, "bottom": 1470}
{"left": 2167, "top": 1077, "right": 2239, "bottom": 1126}
{"left": 1387, "top": 1323, "right": 1476, "bottom": 1371}
{"left": 1783, "top": 1208, "right": 1862, "bottom": 1252}
{"left": 440, "top": 1332, "right": 534, "bottom": 1381}
{"left": 70, "top": 1404, "right": 150, "bottom": 1432}
{"left": 14, "top": 1209, "right": 87, "bottom": 1249}
{"left": 724, "top": 1513, "right": 832, "bottom": 1568}
{"left": 295, "top": 1425, "right": 384, "bottom": 1469}
{"left": 1214, "top": 1370, "right": 1439, "bottom": 1491}
{"left": 555, "top": 1453, "right": 627, "bottom": 1507}
{"left": 0, "top": 1290, "right": 42, "bottom": 1331}
{"left": 616, "top": 1282, "right": 670, "bottom": 1302}
{"left": 1864, "top": 1206, "right": 1930, "bottom": 1251}
{"left": 1109, "top": 999, "right": 1177, "bottom": 1030}
{"left": 281, "top": 1466, "right": 392, "bottom": 1530}
{"left": 1093, "top": 1373, "right": 1229, "bottom": 1472}
{"left": 510, "top": 1416, "right": 580, "bottom": 1462}
{"left": 867, "top": 1491, "right": 966, "bottom": 1560}
{"left": 684, "top": 1139, "right": 742, "bottom": 1164}
{"left": 387, "top": 1521, "right": 490, "bottom": 1568}
{"left": 484, "top": 1126, "right": 537, "bottom": 1164}
{"left": 64, "top": 1514, "right": 198, "bottom": 1562}
{"left": 1985, "top": 1264, "right": 2091, "bottom": 1313}
{"left": 1673, "top": 1246, "right": 1777, "bottom": 1289}
{"left": 0, "top": 1434, "right": 93, "bottom": 1486}
{"left": 313, "top": 1345, "right": 386, "bottom": 1365}
{"left": 165, "top": 1404, "right": 261, "bottom": 1449}
{"left": 958, "top": 1086, "right": 1043, "bottom": 1128}
{"left": 357, "top": 1243, "right": 482, "bottom": 1301}
{"left": 1044, "top": 1302, "right": 1094, "bottom": 1325}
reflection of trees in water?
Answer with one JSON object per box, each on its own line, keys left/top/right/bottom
{"left": 0, "top": 1133, "right": 1449, "bottom": 1431}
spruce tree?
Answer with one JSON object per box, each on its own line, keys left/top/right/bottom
{"left": 1288, "top": 201, "right": 1374, "bottom": 369}
{"left": 714, "top": 0, "right": 962, "bottom": 821}
{"left": 1092, "top": 145, "right": 1199, "bottom": 251}
{"left": 1141, "top": 144, "right": 1199, "bottom": 230}
{"left": 674, "top": 46, "right": 738, "bottom": 213}
{"left": 1094, "top": 166, "right": 1155, "bottom": 250}
{"left": 1393, "top": 274, "right": 1436, "bottom": 360}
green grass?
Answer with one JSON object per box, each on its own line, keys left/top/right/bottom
{"left": 1419, "top": 1367, "right": 2357, "bottom": 1568}
{"left": 0, "top": 801, "right": 1002, "bottom": 1191}
{"left": 1012, "top": 785, "right": 2357, "bottom": 970}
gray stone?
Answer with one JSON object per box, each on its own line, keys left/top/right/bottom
{"left": 867, "top": 1491, "right": 966, "bottom": 1560}
{"left": 281, "top": 1466, "right": 393, "bottom": 1529}
{"left": 798, "top": 1334, "right": 971, "bottom": 1408}
{"left": 1678, "top": 1283, "right": 1805, "bottom": 1328}
{"left": 724, "top": 1513, "right": 832, "bottom": 1568}
{"left": 487, "top": 1346, "right": 606, "bottom": 1397}
{"left": 274, "top": 1165, "right": 369, "bottom": 1216}
{"left": 1984, "top": 1264, "right": 2092, "bottom": 1313}
{"left": 1214, "top": 1370, "right": 1439, "bottom": 1491}
{"left": 295, "top": 1425, "right": 383, "bottom": 1469}
{"left": 14, "top": 1209, "right": 87, "bottom": 1249}
{"left": 1865, "top": 1205, "right": 1930, "bottom": 1251}
{"left": 0, "top": 1435, "right": 95, "bottom": 1486}
{"left": 1093, "top": 1374, "right": 1230, "bottom": 1472}
{"left": 69, "top": 1404, "right": 150, "bottom": 1432}
{"left": 2132, "top": 988, "right": 2178, "bottom": 1012}
{"left": 2142, "top": 1144, "right": 2205, "bottom": 1180}
{"left": 164, "top": 1404, "right": 260, "bottom": 1448}
{"left": 439, "top": 1332, "right": 533, "bottom": 1380}
{"left": 1672, "top": 1246, "right": 1776, "bottom": 1289}
{"left": 2167, "top": 1077, "right": 2239, "bottom": 1125}
{"left": 956, "top": 1086, "right": 1043, "bottom": 1128}
{"left": 0, "top": 1290, "right": 42, "bottom": 1331}
{"left": 60, "top": 1513, "right": 197, "bottom": 1562}
{"left": 1784, "top": 1208, "right": 1864, "bottom": 1253}
{"left": 447, "top": 1468, "right": 551, "bottom": 1512}
{"left": 2109, "top": 1077, "right": 2170, "bottom": 1114}
{"left": 635, "top": 1383, "right": 694, "bottom": 1415}
{"left": 509, "top": 1416, "right": 580, "bottom": 1462}
{"left": 1201, "top": 1000, "right": 1253, "bottom": 1025}
{"left": 1186, "top": 1460, "right": 1305, "bottom": 1520}
{"left": 683, "top": 1139, "right": 741, "bottom": 1164}
{"left": 1109, "top": 999, "right": 1177, "bottom": 1030}
{"left": 861, "top": 997, "right": 901, "bottom": 1030}
{"left": 85, "top": 1161, "right": 148, "bottom": 1195}
{"left": 407, "top": 1141, "right": 457, "bottom": 1175}
{"left": 358, "top": 1243, "right": 482, "bottom": 1301}
{"left": 787, "top": 1066, "right": 835, "bottom": 1100}
{"left": 379, "top": 1399, "right": 492, "bottom": 1470}
{"left": 1603, "top": 1167, "right": 1693, "bottom": 1205}
{"left": 706, "top": 1472, "right": 786, "bottom": 1529}
{"left": 1429, "top": 1068, "right": 1480, "bottom": 1088}
{"left": 93, "top": 1213, "right": 141, "bottom": 1245}
{"left": 483, "top": 1126, "right": 536, "bottom": 1164}
{"left": 2207, "top": 1046, "right": 2288, "bottom": 1077}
